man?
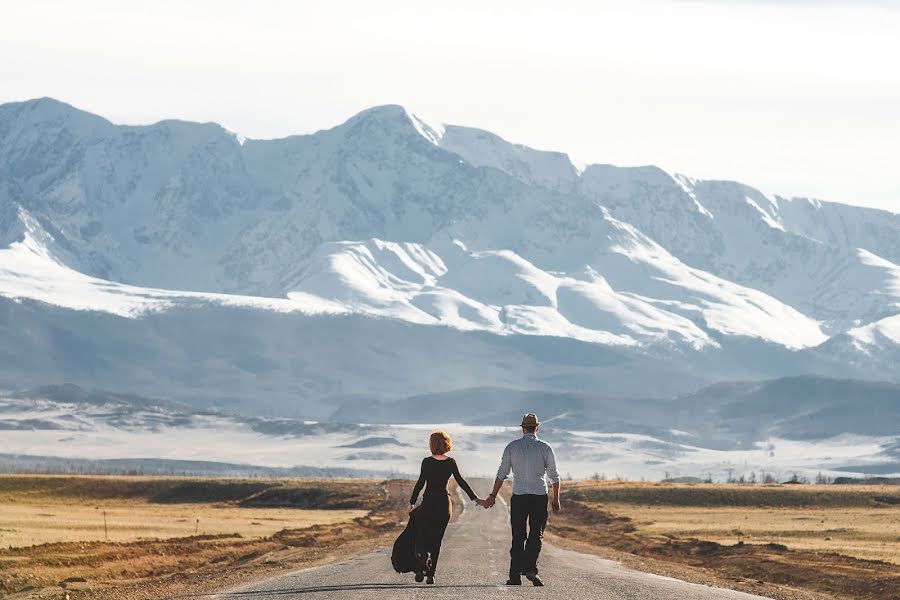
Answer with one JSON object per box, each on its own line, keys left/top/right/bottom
{"left": 483, "top": 413, "right": 560, "bottom": 586}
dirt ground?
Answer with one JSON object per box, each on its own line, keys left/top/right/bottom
{"left": 0, "top": 475, "right": 413, "bottom": 600}
{"left": 8, "top": 476, "right": 900, "bottom": 600}
{"left": 550, "top": 481, "right": 900, "bottom": 600}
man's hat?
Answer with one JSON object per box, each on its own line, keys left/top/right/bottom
{"left": 521, "top": 413, "right": 539, "bottom": 427}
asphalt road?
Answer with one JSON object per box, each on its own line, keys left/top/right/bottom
{"left": 213, "top": 493, "right": 767, "bottom": 600}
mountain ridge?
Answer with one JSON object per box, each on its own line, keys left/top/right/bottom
{"left": 2, "top": 98, "right": 900, "bottom": 410}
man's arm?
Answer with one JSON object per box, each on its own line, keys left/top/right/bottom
{"left": 546, "top": 445, "right": 561, "bottom": 512}
{"left": 485, "top": 444, "right": 512, "bottom": 508}
{"left": 485, "top": 478, "right": 504, "bottom": 508}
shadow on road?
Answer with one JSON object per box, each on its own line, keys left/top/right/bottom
{"left": 180, "top": 583, "right": 502, "bottom": 598}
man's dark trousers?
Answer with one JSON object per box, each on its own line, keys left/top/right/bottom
{"left": 509, "top": 493, "right": 549, "bottom": 578}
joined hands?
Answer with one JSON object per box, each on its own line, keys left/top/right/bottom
{"left": 477, "top": 496, "right": 496, "bottom": 509}
{"left": 476, "top": 495, "right": 560, "bottom": 512}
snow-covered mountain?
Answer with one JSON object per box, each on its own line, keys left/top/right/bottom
{"left": 2, "top": 97, "right": 900, "bottom": 415}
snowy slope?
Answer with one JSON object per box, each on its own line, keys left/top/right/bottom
{"left": 846, "top": 314, "right": 900, "bottom": 352}
{"left": 286, "top": 229, "right": 826, "bottom": 350}
{"left": 808, "top": 314, "right": 900, "bottom": 383}
{"left": 0, "top": 203, "right": 825, "bottom": 351}
{"left": 2, "top": 97, "right": 900, "bottom": 407}
{"left": 0, "top": 207, "right": 347, "bottom": 318}
{"left": 436, "top": 124, "right": 580, "bottom": 193}
{"left": 430, "top": 122, "right": 900, "bottom": 330}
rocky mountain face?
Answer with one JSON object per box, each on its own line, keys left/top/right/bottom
{"left": 2, "top": 98, "right": 899, "bottom": 415}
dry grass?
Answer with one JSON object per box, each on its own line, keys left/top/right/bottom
{"left": 0, "top": 500, "right": 367, "bottom": 547}
{"left": 552, "top": 481, "right": 900, "bottom": 600}
{"left": 0, "top": 474, "right": 382, "bottom": 549}
{"left": 0, "top": 475, "right": 412, "bottom": 599}
{"left": 604, "top": 503, "right": 900, "bottom": 564}
{"left": 567, "top": 480, "right": 900, "bottom": 508}
{"left": 0, "top": 474, "right": 385, "bottom": 508}
{"left": 565, "top": 480, "right": 900, "bottom": 564}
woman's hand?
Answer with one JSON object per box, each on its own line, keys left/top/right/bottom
{"left": 407, "top": 503, "right": 415, "bottom": 515}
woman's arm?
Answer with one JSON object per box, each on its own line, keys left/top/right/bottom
{"left": 450, "top": 459, "right": 479, "bottom": 501}
{"left": 409, "top": 458, "right": 427, "bottom": 506}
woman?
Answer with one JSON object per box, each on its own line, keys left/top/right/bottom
{"left": 407, "top": 430, "right": 483, "bottom": 584}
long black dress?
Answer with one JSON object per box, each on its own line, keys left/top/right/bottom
{"left": 409, "top": 456, "right": 478, "bottom": 577}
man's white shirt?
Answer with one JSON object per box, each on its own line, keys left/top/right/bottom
{"left": 496, "top": 433, "right": 560, "bottom": 495}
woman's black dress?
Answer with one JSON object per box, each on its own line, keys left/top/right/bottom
{"left": 409, "top": 456, "right": 478, "bottom": 577}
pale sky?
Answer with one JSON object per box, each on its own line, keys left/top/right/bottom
{"left": 2, "top": 0, "right": 899, "bottom": 211}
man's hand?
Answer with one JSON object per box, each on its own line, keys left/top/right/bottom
{"left": 483, "top": 495, "right": 496, "bottom": 509}
{"left": 550, "top": 480, "right": 561, "bottom": 513}
{"left": 407, "top": 503, "right": 415, "bottom": 515}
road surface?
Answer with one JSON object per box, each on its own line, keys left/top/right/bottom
{"left": 213, "top": 493, "right": 766, "bottom": 600}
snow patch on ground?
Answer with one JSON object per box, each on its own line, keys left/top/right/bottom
{"left": 1, "top": 397, "right": 895, "bottom": 481}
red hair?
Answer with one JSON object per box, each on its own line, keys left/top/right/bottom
{"left": 429, "top": 430, "right": 452, "bottom": 455}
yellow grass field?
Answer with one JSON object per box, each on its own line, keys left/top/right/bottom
{"left": 602, "top": 503, "right": 900, "bottom": 564}
{"left": 0, "top": 475, "right": 410, "bottom": 599}
{"left": 0, "top": 500, "right": 367, "bottom": 548}
{"left": 0, "top": 474, "right": 380, "bottom": 548}
{"left": 566, "top": 481, "right": 900, "bottom": 564}
{"left": 556, "top": 482, "right": 900, "bottom": 600}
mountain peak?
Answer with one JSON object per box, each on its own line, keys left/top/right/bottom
{"left": 340, "top": 104, "right": 445, "bottom": 145}
{"left": 0, "top": 96, "right": 114, "bottom": 137}
{"left": 346, "top": 103, "right": 408, "bottom": 122}
{"left": 5, "top": 96, "right": 107, "bottom": 121}
{"left": 15, "top": 96, "right": 77, "bottom": 111}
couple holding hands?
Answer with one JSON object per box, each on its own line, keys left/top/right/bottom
{"left": 397, "top": 413, "right": 561, "bottom": 586}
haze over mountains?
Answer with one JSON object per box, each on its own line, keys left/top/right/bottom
{"left": 3, "top": 380, "right": 898, "bottom": 480}
{"left": 2, "top": 97, "right": 900, "bottom": 430}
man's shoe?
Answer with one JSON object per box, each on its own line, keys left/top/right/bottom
{"left": 505, "top": 577, "right": 522, "bottom": 586}
{"left": 524, "top": 571, "right": 544, "bottom": 586}
{"left": 414, "top": 571, "right": 424, "bottom": 583}
{"left": 426, "top": 575, "right": 435, "bottom": 585}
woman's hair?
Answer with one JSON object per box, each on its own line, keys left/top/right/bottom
{"left": 429, "top": 430, "right": 452, "bottom": 455}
